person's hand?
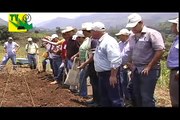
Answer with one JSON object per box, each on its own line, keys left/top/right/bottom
{"left": 77, "top": 63, "right": 86, "bottom": 69}
{"left": 109, "top": 75, "right": 117, "bottom": 88}
{"left": 141, "top": 66, "right": 151, "bottom": 75}
{"left": 71, "top": 56, "right": 75, "bottom": 61}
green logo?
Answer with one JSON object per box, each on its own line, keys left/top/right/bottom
{"left": 8, "top": 14, "right": 33, "bottom": 32}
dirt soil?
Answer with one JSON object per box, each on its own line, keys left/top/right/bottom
{"left": 0, "top": 66, "right": 171, "bottom": 107}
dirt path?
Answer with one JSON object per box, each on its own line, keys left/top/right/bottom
{"left": 0, "top": 67, "right": 87, "bottom": 107}
{"left": 0, "top": 66, "right": 171, "bottom": 107}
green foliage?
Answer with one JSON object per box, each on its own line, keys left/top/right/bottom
{"left": 0, "top": 26, "right": 13, "bottom": 43}
{"left": 157, "top": 60, "right": 170, "bottom": 88}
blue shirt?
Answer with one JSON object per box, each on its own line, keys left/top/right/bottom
{"left": 94, "top": 33, "right": 122, "bottom": 72}
{"left": 119, "top": 40, "right": 130, "bottom": 65}
{"left": 167, "top": 35, "right": 179, "bottom": 68}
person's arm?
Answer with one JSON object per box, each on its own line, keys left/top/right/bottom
{"left": 142, "top": 31, "right": 165, "bottom": 75}
{"left": 41, "top": 39, "right": 62, "bottom": 46}
{"left": 3, "top": 43, "right": 7, "bottom": 53}
{"left": 141, "top": 50, "right": 164, "bottom": 75}
{"left": 15, "top": 43, "right": 20, "bottom": 52}
{"left": 71, "top": 52, "right": 79, "bottom": 61}
{"left": 107, "top": 40, "right": 122, "bottom": 88}
{"left": 35, "top": 43, "right": 39, "bottom": 55}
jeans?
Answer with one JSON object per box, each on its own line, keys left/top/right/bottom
{"left": 0, "top": 53, "right": 16, "bottom": 70}
{"left": 132, "top": 68, "right": 160, "bottom": 107}
{"left": 52, "top": 57, "right": 62, "bottom": 81}
{"left": 98, "top": 71, "right": 124, "bottom": 107}
{"left": 170, "top": 70, "right": 179, "bottom": 107}
{"left": 79, "top": 67, "right": 88, "bottom": 97}
{"left": 88, "top": 62, "right": 100, "bottom": 104}
{"left": 27, "top": 54, "right": 37, "bottom": 69}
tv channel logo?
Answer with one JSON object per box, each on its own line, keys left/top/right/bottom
{"left": 8, "top": 13, "right": 33, "bottom": 32}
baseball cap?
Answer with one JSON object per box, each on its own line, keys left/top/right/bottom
{"left": 8, "top": 37, "right": 13, "bottom": 40}
{"left": 168, "top": 17, "right": 178, "bottom": 24}
{"left": 126, "top": 13, "right": 142, "bottom": 28}
{"left": 92, "top": 22, "right": 106, "bottom": 31}
{"left": 75, "top": 30, "right": 85, "bottom": 38}
{"left": 115, "top": 29, "right": 131, "bottom": 36}
{"left": 82, "top": 22, "right": 93, "bottom": 31}
{"left": 28, "top": 38, "right": 32, "bottom": 41}
{"left": 51, "top": 34, "right": 58, "bottom": 40}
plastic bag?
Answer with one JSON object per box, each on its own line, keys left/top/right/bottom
{"left": 64, "top": 57, "right": 80, "bottom": 86}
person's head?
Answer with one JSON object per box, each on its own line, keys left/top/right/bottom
{"left": 63, "top": 26, "right": 76, "bottom": 39}
{"left": 168, "top": 17, "right": 179, "bottom": 34}
{"left": 28, "top": 37, "right": 33, "bottom": 43}
{"left": 51, "top": 34, "right": 59, "bottom": 42}
{"left": 75, "top": 30, "right": 85, "bottom": 44}
{"left": 8, "top": 37, "right": 13, "bottom": 43}
{"left": 91, "top": 22, "right": 106, "bottom": 39}
{"left": 115, "top": 28, "right": 131, "bottom": 42}
{"left": 81, "top": 22, "right": 93, "bottom": 37}
{"left": 126, "top": 13, "right": 144, "bottom": 34}
{"left": 61, "top": 30, "right": 69, "bottom": 40}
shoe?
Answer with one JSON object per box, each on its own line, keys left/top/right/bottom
{"left": 87, "top": 102, "right": 99, "bottom": 107}
{"left": 70, "top": 89, "right": 78, "bottom": 93}
{"left": 85, "top": 99, "right": 94, "bottom": 104}
{"left": 50, "top": 81, "right": 58, "bottom": 85}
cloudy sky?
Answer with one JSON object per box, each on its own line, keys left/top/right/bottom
{"left": 0, "top": 12, "right": 95, "bottom": 25}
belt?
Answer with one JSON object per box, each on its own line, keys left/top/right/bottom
{"left": 171, "top": 67, "right": 179, "bottom": 71}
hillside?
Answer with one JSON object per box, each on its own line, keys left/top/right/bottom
{"left": 36, "top": 13, "right": 178, "bottom": 29}
{"left": 0, "top": 18, "right": 8, "bottom": 26}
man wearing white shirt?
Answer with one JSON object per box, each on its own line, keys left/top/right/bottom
{"left": 0, "top": 37, "right": 20, "bottom": 70}
{"left": 93, "top": 22, "right": 124, "bottom": 107}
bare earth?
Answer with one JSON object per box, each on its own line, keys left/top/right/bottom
{"left": 0, "top": 66, "right": 171, "bottom": 107}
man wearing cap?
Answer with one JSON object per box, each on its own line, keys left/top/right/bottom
{"left": 126, "top": 13, "right": 165, "bottom": 107}
{"left": 115, "top": 28, "right": 133, "bottom": 107}
{"left": 78, "top": 22, "right": 100, "bottom": 106}
{"left": 25, "top": 37, "right": 39, "bottom": 69}
{"left": 0, "top": 37, "right": 20, "bottom": 70}
{"left": 64, "top": 26, "right": 80, "bottom": 93}
{"left": 167, "top": 17, "right": 179, "bottom": 107}
{"left": 93, "top": 22, "right": 124, "bottom": 107}
{"left": 48, "top": 34, "right": 63, "bottom": 85}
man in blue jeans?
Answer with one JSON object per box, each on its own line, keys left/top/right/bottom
{"left": 126, "top": 13, "right": 165, "bottom": 107}
{"left": 115, "top": 28, "right": 133, "bottom": 106}
{"left": 25, "top": 38, "right": 39, "bottom": 69}
{"left": 0, "top": 37, "right": 20, "bottom": 70}
{"left": 93, "top": 22, "right": 124, "bottom": 107}
{"left": 167, "top": 17, "right": 179, "bottom": 107}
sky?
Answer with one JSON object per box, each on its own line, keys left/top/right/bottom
{"left": 0, "top": 12, "right": 95, "bottom": 25}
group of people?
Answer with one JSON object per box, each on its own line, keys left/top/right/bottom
{"left": 0, "top": 13, "right": 178, "bottom": 107}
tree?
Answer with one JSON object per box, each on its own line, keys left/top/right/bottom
{"left": 0, "top": 26, "right": 13, "bottom": 43}
{"left": 56, "top": 27, "right": 62, "bottom": 37}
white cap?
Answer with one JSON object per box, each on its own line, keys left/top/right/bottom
{"left": 75, "top": 30, "right": 85, "bottom": 38}
{"left": 168, "top": 17, "right": 178, "bottom": 24}
{"left": 63, "top": 26, "right": 75, "bottom": 33}
{"left": 51, "top": 34, "right": 58, "bottom": 40}
{"left": 28, "top": 37, "right": 32, "bottom": 41}
{"left": 115, "top": 29, "right": 131, "bottom": 36}
{"left": 61, "top": 29, "right": 67, "bottom": 34}
{"left": 126, "top": 13, "right": 142, "bottom": 28}
{"left": 92, "top": 22, "right": 106, "bottom": 31}
{"left": 168, "top": 17, "right": 179, "bottom": 32}
{"left": 8, "top": 37, "right": 13, "bottom": 40}
{"left": 82, "top": 22, "right": 93, "bottom": 31}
